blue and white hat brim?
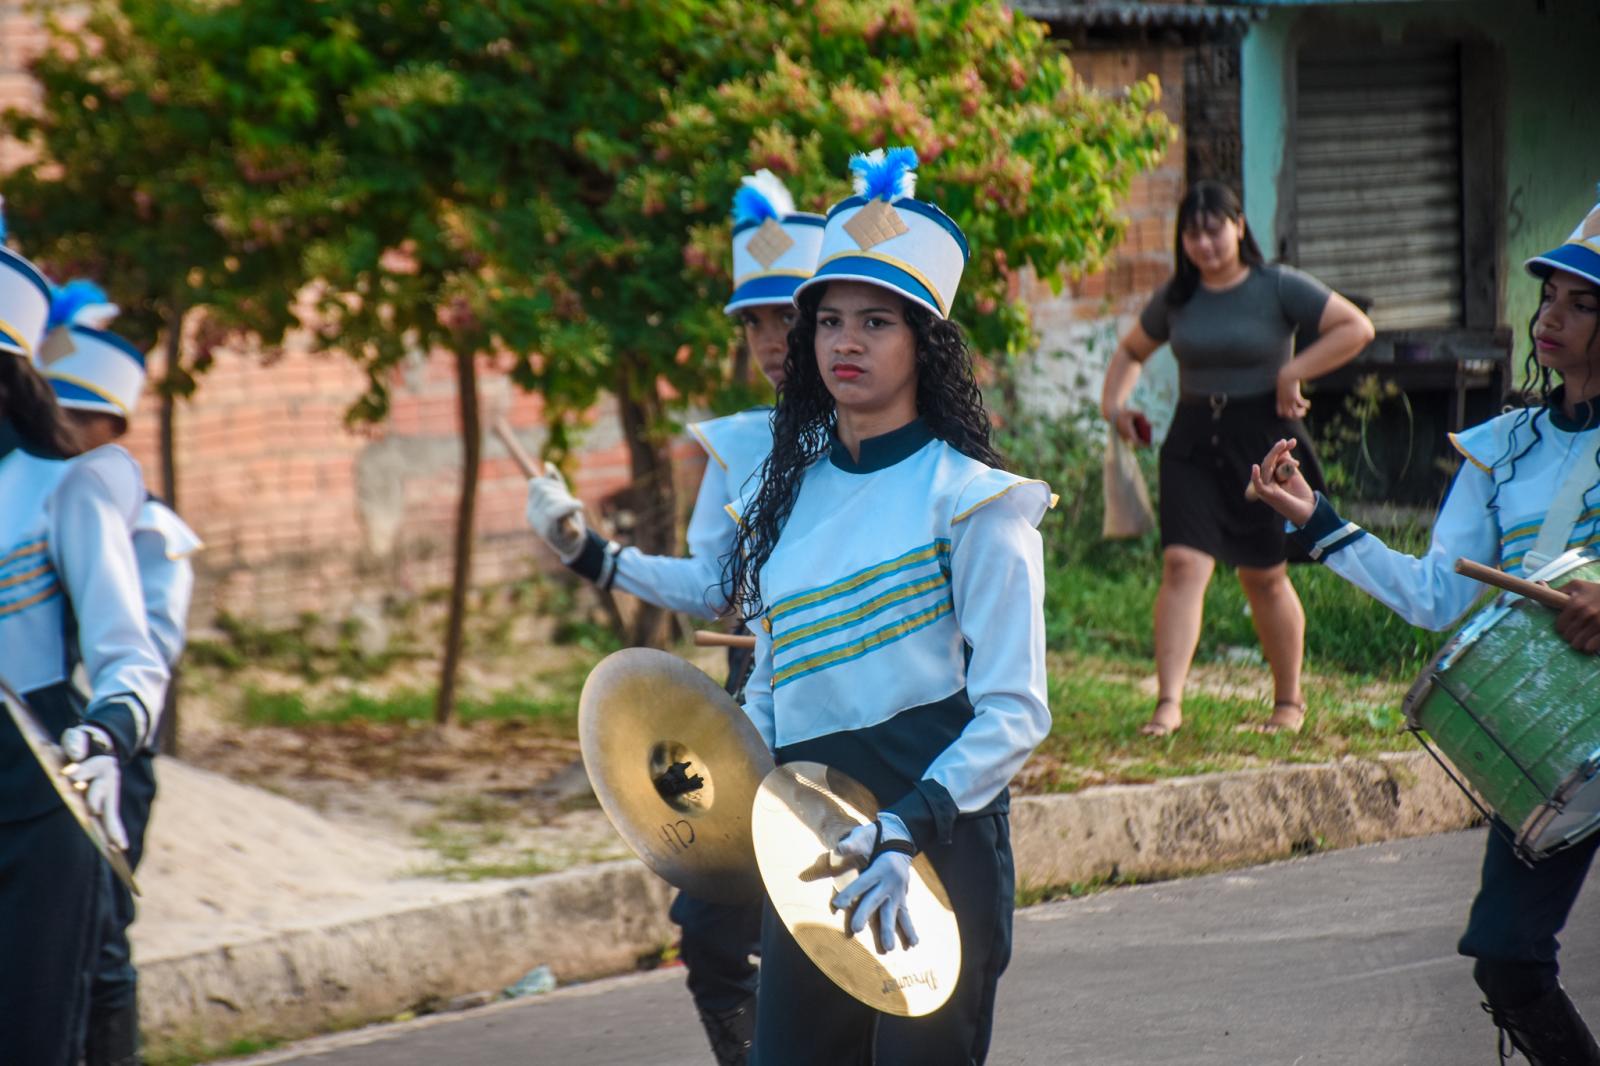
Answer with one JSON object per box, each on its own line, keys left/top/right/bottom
{"left": 799, "top": 259, "right": 947, "bottom": 319}
{"left": 1526, "top": 242, "right": 1600, "bottom": 290}
{"left": 40, "top": 325, "right": 147, "bottom": 418}
{"left": 0, "top": 246, "right": 52, "bottom": 358}
{"left": 48, "top": 377, "right": 126, "bottom": 417}
{"left": 724, "top": 273, "right": 809, "bottom": 314}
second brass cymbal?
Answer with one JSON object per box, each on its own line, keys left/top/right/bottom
{"left": 578, "top": 647, "right": 773, "bottom": 904}
{"left": 752, "top": 761, "right": 960, "bottom": 1017}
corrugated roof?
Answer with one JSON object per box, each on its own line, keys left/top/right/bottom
{"left": 1016, "top": 2, "right": 1266, "bottom": 30}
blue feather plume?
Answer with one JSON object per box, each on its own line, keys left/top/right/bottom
{"left": 47, "top": 279, "right": 117, "bottom": 331}
{"left": 731, "top": 169, "right": 796, "bottom": 225}
{"left": 849, "top": 147, "right": 919, "bottom": 202}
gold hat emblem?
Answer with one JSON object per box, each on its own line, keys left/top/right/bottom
{"left": 746, "top": 218, "right": 795, "bottom": 269}
{"left": 844, "top": 199, "right": 910, "bottom": 250}
{"left": 1581, "top": 206, "right": 1600, "bottom": 243}
{"left": 36, "top": 326, "right": 79, "bottom": 366}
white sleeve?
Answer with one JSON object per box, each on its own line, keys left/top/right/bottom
{"left": 1299, "top": 465, "right": 1498, "bottom": 632}
{"left": 47, "top": 450, "right": 169, "bottom": 754}
{"left": 920, "top": 488, "right": 1051, "bottom": 814}
{"left": 609, "top": 459, "right": 735, "bottom": 619}
{"left": 133, "top": 530, "right": 195, "bottom": 667}
{"left": 740, "top": 616, "right": 776, "bottom": 750}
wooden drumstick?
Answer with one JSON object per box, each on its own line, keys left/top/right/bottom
{"left": 1244, "top": 460, "right": 1297, "bottom": 502}
{"left": 694, "top": 630, "right": 757, "bottom": 650}
{"left": 1454, "top": 559, "right": 1571, "bottom": 610}
{"left": 494, "top": 418, "right": 581, "bottom": 541}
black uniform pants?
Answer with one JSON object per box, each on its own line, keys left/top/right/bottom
{"left": 91, "top": 751, "right": 157, "bottom": 1018}
{"left": 1459, "top": 821, "right": 1600, "bottom": 1007}
{"left": 750, "top": 812, "right": 1014, "bottom": 1066}
{"left": 0, "top": 804, "right": 105, "bottom": 1066}
{"left": 670, "top": 890, "right": 763, "bottom": 1013}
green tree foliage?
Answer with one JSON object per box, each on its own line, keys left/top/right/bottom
{"left": 3, "top": 0, "right": 1171, "bottom": 719}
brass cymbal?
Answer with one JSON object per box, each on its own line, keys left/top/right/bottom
{"left": 0, "top": 674, "right": 138, "bottom": 896}
{"left": 578, "top": 647, "right": 773, "bottom": 904}
{"left": 752, "top": 761, "right": 960, "bottom": 1017}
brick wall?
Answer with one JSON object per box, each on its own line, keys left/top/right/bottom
{"left": 1017, "top": 43, "right": 1186, "bottom": 421}
{"left": 115, "top": 337, "right": 705, "bottom": 628}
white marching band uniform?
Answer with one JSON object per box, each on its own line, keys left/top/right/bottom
{"left": 1293, "top": 399, "right": 1600, "bottom": 631}
{"left": 737, "top": 429, "right": 1051, "bottom": 840}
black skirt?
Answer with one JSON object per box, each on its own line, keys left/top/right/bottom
{"left": 1158, "top": 391, "right": 1327, "bottom": 568}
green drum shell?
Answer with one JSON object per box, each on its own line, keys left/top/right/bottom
{"left": 1403, "top": 554, "right": 1600, "bottom": 857}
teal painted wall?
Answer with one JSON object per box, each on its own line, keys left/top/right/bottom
{"left": 1238, "top": 0, "right": 1600, "bottom": 350}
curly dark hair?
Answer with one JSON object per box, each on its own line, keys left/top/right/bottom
{"left": 1483, "top": 284, "right": 1600, "bottom": 533}
{"left": 0, "top": 355, "right": 81, "bottom": 458}
{"left": 723, "top": 284, "right": 1003, "bottom": 619}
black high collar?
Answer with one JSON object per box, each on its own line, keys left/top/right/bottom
{"left": 1547, "top": 387, "right": 1600, "bottom": 432}
{"left": 828, "top": 417, "right": 935, "bottom": 473}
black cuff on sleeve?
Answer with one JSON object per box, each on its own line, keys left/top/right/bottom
{"left": 1289, "top": 492, "right": 1366, "bottom": 562}
{"left": 884, "top": 779, "right": 959, "bottom": 851}
{"left": 84, "top": 697, "right": 140, "bottom": 763}
{"left": 566, "top": 530, "right": 618, "bottom": 587}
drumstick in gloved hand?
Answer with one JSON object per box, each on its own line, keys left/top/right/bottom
{"left": 1454, "top": 559, "right": 1572, "bottom": 610}
{"left": 1244, "top": 460, "right": 1297, "bottom": 502}
{"left": 495, "top": 418, "right": 627, "bottom": 635}
{"left": 695, "top": 631, "right": 756, "bottom": 650}
{"left": 494, "top": 419, "right": 582, "bottom": 541}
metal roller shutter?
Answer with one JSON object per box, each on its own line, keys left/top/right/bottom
{"left": 1293, "top": 44, "right": 1463, "bottom": 330}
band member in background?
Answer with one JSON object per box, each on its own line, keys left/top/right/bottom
{"left": 39, "top": 282, "right": 202, "bottom": 1066}
{"left": 0, "top": 221, "right": 168, "bottom": 1066}
{"left": 524, "top": 170, "right": 825, "bottom": 1065}
{"left": 726, "top": 147, "right": 1051, "bottom": 1065}
{"left": 1251, "top": 190, "right": 1600, "bottom": 1064}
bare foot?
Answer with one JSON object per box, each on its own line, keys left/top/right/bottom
{"left": 1139, "top": 698, "right": 1183, "bottom": 738}
{"left": 1237, "top": 700, "right": 1306, "bottom": 735}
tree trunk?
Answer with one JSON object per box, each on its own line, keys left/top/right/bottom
{"left": 436, "top": 346, "right": 482, "bottom": 725}
{"left": 156, "top": 305, "right": 184, "bottom": 756}
{"left": 615, "top": 354, "right": 678, "bottom": 648}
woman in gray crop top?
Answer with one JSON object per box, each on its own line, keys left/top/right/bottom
{"left": 1099, "top": 181, "right": 1373, "bottom": 738}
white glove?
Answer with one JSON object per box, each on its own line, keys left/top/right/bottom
{"left": 831, "top": 819, "right": 919, "bottom": 953}
{"left": 525, "top": 462, "right": 587, "bottom": 563}
{"left": 61, "top": 724, "right": 127, "bottom": 851}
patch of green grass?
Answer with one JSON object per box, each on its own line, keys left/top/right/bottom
{"left": 409, "top": 848, "right": 557, "bottom": 882}
{"left": 238, "top": 669, "right": 590, "bottom": 734}
{"left": 146, "top": 1033, "right": 286, "bottom": 1066}
{"left": 1034, "top": 653, "right": 1415, "bottom": 792}
{"left": 1016, "top": 870, "right": 1138, "bottom": 908}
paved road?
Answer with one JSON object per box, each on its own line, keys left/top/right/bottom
{"left": 228, "top": 829, "right": 1600, "bottom": 1065}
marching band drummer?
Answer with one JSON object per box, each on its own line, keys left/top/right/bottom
{"left": 1251, "top": 189, "right": 1600, "bottom": 1065}
{"left": 38, "top": 283, "right": 203, "bottom": 1066}
{"left": 0, "top": 228, "right": 168, "bottom": 1063}
{"left": 524, "top": 170, "right": 825, "bottom": 1065}
{"left": 725, "top": 147, "right": 1051, "bottom": 1065}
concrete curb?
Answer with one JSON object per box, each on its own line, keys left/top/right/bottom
{"left": 144, "top": 751, "right": 1479, "bottom": 1050}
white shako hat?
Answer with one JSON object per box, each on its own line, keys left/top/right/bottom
{"left": 37, "top": 279, "right": 144, "bottom": 419}
{"left": 0, "top": 199, "right": 53, "bottom": 359}
{"left": 1525, "top": 184, "right": 1600, "bottom": 290}
{"left": 724, "top": 169, "right": 825, "bottom": 315}
{"left": 794, "top": 147, "right": 969, "bottom": 319}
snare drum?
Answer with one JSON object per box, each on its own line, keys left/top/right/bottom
{"left": 1403, "top": 548, "right": 1600, "bottom": 860}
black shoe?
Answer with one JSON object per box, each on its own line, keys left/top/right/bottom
{"left": 85, "top": 1001, "right": 143, "bottom": 1066}
{"left": 696, "top": 997, "right": 756, "bottom": 1066}
{"left": 1484, "top": 984, "right": 1600, "bottom": 1065}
